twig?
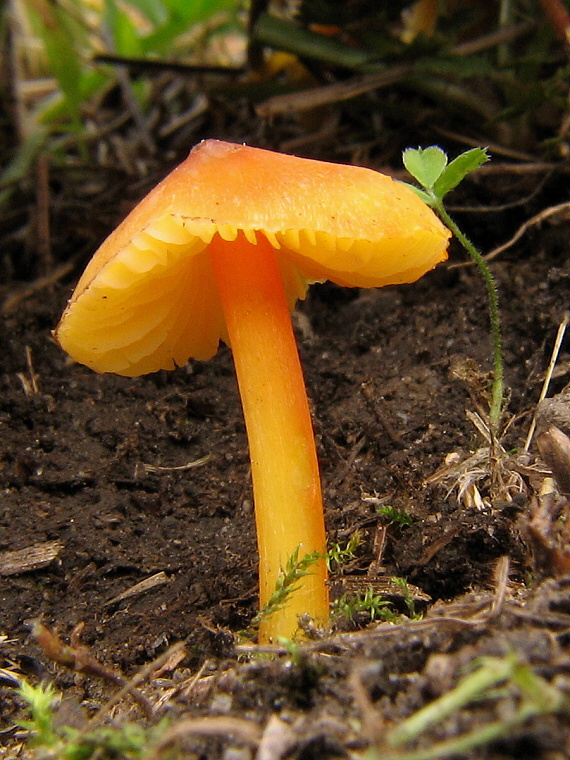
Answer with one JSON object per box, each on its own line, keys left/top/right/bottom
{"left": 83, "top": 641, "right": 187, "bottom": 730}
{"left": 446, "top": 169, "right": 554, "bottom": 214}
{"left": 31, "top": 621, "right": 153, "bottom": 718}
{"left": 2, "top": 258, "right": 78, "bottom": 315}
{"left": 433, "top": 128, "right": 539, "bottom": 163}
{"left": 94, "top": 54, "right": 245, "bottom": 77}
{"left": 451, "top": 20, "right": 535, "bottom": 56}
{"left": 236, "top": 588, "right": 509, "bottom": 657}
{"left": 483, "top": 201, "right": 570, "bottom": 264}
{"left": 256, "top": 66, "right": 411, "bottom": 118}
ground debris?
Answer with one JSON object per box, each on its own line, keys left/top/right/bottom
{"left": 0, "top": 540, "right": 63, "bottom": 576}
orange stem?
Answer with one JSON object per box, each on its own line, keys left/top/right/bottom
{"left": 209, "top": 232, "right": 328, "bottom": 642}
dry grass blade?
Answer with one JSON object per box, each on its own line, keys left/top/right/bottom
{"left": 105, "top": 572, "right": 170, "bottom": 607}
{"left": 141, "top": 454, "right": 211, "bottom": 474}
{"left": 15, "top": 345, "right": 40, "bottom": 396}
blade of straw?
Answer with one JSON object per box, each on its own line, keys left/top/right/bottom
{"left": 523, "top": 311, "right": 570, "bottom": 453}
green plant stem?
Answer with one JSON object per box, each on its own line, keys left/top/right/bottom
{"left": 253, "top": 13, "right": 384, "bottom": 72}
{"left": 388, "top": 657, "right": 513, "bottom": 747}
{"left": 367, "top": 655, "right": 569, "bottom": 760}
{"left": 373, "top": 703, "right": 540, "bottom": 760}
{"left": 434, "top": 202, "right": 504, "bottom": 433}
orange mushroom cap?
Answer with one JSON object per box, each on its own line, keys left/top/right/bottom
{"left": 55, "top": 139, "right": 450, "bottom": 377}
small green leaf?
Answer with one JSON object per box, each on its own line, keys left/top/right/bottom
{"left": 433, "top": 147, "right": 489, "bottom": 198}
{"left": 402, "top": 146, "right": 448, "bottom": 190}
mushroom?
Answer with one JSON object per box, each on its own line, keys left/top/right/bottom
{"left": 54, "top": 140, "right": 450, "bottom": 642}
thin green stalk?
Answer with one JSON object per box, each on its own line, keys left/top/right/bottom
{"left": 373, "top": 704, "right": 540, "bottom": 760}
{"left": 253, "top": 13, "right": 383, "bottom": 72}
{"left": 388, "top": 656, "right": 513, "bottom": 747}
{"left": 366, "top": 654, "right": 570, "bottom": 760}
{"left": 402, "top": 146, "right": 504, "bottom": 435}
{"left": 434, "top": 202, "right": 504, "bottom": 433}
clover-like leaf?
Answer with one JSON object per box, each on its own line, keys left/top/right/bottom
{"left": 433, "top": 147, "right": 489, "bottom": 199}
{"left": 402, "top": 146, "right": 448, "bottom": 190}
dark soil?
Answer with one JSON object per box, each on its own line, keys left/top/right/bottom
{"left": 2, "top": 136, "right": 570, "bottom": 758}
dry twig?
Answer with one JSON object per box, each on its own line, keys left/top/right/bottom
{"left": 31, "top": 621, "right": 154, "bottom": 718}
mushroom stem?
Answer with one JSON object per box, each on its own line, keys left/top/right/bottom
{"left": 209, "top": 232, "right": 328, "bottom": 642}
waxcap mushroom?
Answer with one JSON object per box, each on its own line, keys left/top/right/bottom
{"left": 55, "top": 139, "right": 450, "bottom": 376}
{"left": 55, "top": 140, "right": 451, "bottom": 642}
